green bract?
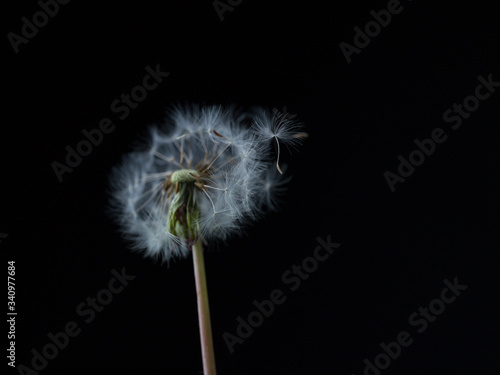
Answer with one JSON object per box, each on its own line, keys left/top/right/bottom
{"left": 167, "top": 170, "right": 201, "bottom": 244}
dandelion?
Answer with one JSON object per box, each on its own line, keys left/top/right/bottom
{"left": 108, "top": 104, "right": 306, "bottom": 374}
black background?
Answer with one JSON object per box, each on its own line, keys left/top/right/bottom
{"left": 3, "top": 0, "right": 500, "bottom": 374}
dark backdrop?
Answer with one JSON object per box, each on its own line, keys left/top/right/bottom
{"left": 3, "top": 1, "right": 499, "bottom": 374}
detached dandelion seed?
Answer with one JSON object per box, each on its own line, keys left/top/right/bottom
{"left": 108, "top": 104, "right": 307, "bottom": 374}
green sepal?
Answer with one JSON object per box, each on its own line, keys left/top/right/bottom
{"left": 167, "top": 170, "right": 201, "bottom": 243}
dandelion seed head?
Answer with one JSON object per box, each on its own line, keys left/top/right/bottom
{"left": 108, "top": 105, "right": 306, "bottom": 263}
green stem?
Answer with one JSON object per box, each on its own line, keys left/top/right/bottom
{"left": 192, "top": 240, "right": 217, "bottom": 375}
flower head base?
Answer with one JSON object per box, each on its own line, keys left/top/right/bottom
{"left": 167, "top": 169, "right": 202, "bottom": 246}
{"left": 108, "top": 105, "right": 306, "bottom": 263}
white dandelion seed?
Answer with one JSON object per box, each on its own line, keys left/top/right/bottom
{"left": 108, "top": 104, "right": 307, "bottom": 263}
{"left": 253, "top": 107, "right": 308, "bottom": 174}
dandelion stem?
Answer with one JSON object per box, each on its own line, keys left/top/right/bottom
{"left": 192, "top": 240, "right": 217, "bottom": 375}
